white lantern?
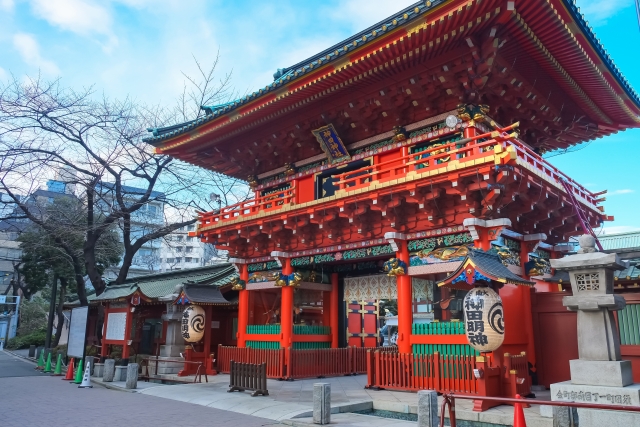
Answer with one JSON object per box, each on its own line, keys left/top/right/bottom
{"left": 181, "top": 305, "right": 206, "bottom": 343}
{"left": 463, "top": 287, "right": 504, "bottom": 353}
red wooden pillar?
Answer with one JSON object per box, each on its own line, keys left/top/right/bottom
{"left": 440, "top": 287, "right": 452, "bottom": 321}
{"left": 322, "top": 290, "right": 331, "bottom": 328}
{"left": 464, "top": 122, "right": 477, "bottom": 139}
{"left": 397, "top": 240, "right": 412, "bottom": 354}
{"left": 385, "top": 233, "right": 412, "bottom": 354}
{"left": 519, "top": 234, "right": 546, "bottom": 371}
{"left": 237, "top": 263, "right": 249, "bottom": 348}
{"left": 280, "top": 258, "right": 294, "bottom": 349}
{"left": 330, "top": 273, "right": 339, "bottom": 349}
{"left": 101, "top": 304, "right": 109, "bottom": 358}
{"left": 122, "top": 302, "right": 133, "bottom": 360}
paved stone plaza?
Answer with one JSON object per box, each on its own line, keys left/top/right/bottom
{"left": 0, "top": 353, "right": 275, "bottom": 427}
{"left": 1, "top": 350, "right": 554, "bottom": 426}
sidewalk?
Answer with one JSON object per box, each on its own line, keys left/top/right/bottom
{"left": 135, "top": 373, "right": 553, "bottom": 426}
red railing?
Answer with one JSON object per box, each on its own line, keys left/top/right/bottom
{"left": 288, "top": 347, "right": 354, "bottom": 379}
{"left": 504, "top": 352, "right": 532, "bottom": 398}
{"left": 352, "top": 346, "right": 396, "bottom": 374}
{"left": 197, "top": 123, "right": 600, "bottom": 228}
{"left": 218, "top": 345, "right": 381, "bottom": 379}
{"left": 508, "top": 138, "right": 598, "bottom": 206}
{"left": 140, "top": 357, "right": 208, "bottom": 384}
{"left": 199, "top": 182, "right": 296, "bottom": 228}
{"left": 441, "top": 393, "right": 640, "bottom": 427}
{"left": 217, "top": 345, "right": 286, "bottom": 379}
{"left": 366, "top": 350, "right": 478, "bottom": 394}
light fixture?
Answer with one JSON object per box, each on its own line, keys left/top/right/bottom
{"left": 473, "top": 368, "right": 484, "bottom": 379}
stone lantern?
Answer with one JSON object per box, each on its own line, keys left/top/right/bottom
{"left": 554, "top": 235, "right": 627, "bottom": 372}
{"left": 550, "top": 235, "right": 640, "bottom": 427}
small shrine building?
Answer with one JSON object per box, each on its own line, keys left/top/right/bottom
{"left": 141, "top": 0, "right": 640, "bottom": 392}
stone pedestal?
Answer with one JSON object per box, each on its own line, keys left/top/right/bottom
{"left": 570, "top": 359, "right": 633, "bottom": 387}
{"left": 126, "top": 364, "right": 138, "bottom": 389}
{"left": 115, "top": 365, "right": 126, "bottom": 381}
{"left": 158, "top": 305, "right": 185, "bottom": 357}
{"left": 313, "top": 383, "right": 330, "bottom": 425}
{"left": 28, "top": 345, "right": 36, "bottom": 358}
{"left": 103, "top": 359, "right": 115, "bottom": 382}
{"left": 93, "top": 363, "right": 104, "bottom": 378}
{"left": 417, "top": 390, "right": 438, "bottom": 427}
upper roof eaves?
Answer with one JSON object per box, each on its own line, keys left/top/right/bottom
{"left": 143, "top": 0, "right": 640, "bottom": 146}
{"left": 563, "top": 0, "right": 640, "bottom": 106}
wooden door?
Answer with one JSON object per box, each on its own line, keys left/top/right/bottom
{"left": 532, "top": 292, "right": 578, "bottom": 387}
{"left": 346, "top": 300, "right": 379, "bottom": 347}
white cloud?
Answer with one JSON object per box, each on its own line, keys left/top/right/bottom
{"left": 576, "top": 0, "right": 634, "bottom": 26}
{"left": 28, "top": 0, "right": 118, "bottom": 51}
{"left": 609, "top": 189, "right": 634, "bottom": 196}
{"left": 0, "top": 0, "right": 14, "bottom": 12}
{"left": 12, "top": 33, "right": 60, "bottom": 76}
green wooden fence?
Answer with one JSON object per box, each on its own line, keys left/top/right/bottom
{"left": 246, "top": 340, "right": 280, "bottom": 349}
{"left": 293, "top": 325, "right": 331, "bottom": 335}
{"left": 618, "top": 303, "right": 640, "bottom": 345}
{"left": 412, "top": 321, "right": 480, "bottom": 357}
{"left": 246, "top": 324, "right": 281, "bottom": 334}
{"left": 412, "top": 321, "right": 465, "bottom": 335}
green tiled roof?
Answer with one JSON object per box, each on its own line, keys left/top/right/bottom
{"left": 599, "top": 231, "right": 640, "bottom": 252}
{"left": 615, "top": 260, "right": 640, "bottom": 281}
{"left": 94, "top": 264, "right": 237, "bottom": 302}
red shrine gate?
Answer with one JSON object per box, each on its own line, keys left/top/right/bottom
{"left": 141, "top": 0, "right": 640, "bottom": 410}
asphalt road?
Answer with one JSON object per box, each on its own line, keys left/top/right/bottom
{"left": 0, "top": 350, "right": 43, "bottom": 378}
{"left": 0, "top": 351, "right": 278, "bottom": 427}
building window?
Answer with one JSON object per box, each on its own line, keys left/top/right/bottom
{"left": 185, "top": 257, "right": 192, "bottom": 263}
{"left": 176, "top": 247, "right": 182, "bottom": 252}
{"left": 166, "top": 258, "right": 174, "bottom": 263}
{"left": 175, "top": 257, "right": 182, "bottom": 263}
{"left": 148, "top": 205, "right": 157, "bottom": 216}
{"left": 176, "top": 235, "right": 183, "bottom": 242}
{"left": 193, "top": 258, "right": 199, "bottom": 263}
{"left": 187, "top": 236, "right": 193, "bottom": 242}
{"left": 188, "top": 224, "right": 195, "bottom": 231}
{"left": 185, "top": 246, "right": 193, "bottom": 253}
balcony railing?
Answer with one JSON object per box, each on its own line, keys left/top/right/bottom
{"left": 198, "top": 124, "right": 600, "bottom": 230}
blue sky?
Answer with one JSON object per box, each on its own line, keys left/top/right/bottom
{"left": 1, "top": 0, "right": 638, "bottom": 234}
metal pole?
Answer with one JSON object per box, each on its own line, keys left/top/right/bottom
{"left": 44, "top": 275, "right": 58, "bottom": 350}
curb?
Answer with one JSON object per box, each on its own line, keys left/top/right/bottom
{"left": 91, "top": 379, "right": 136, "bottom": 393}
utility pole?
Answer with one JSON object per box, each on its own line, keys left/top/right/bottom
{"left": 44, "top": 275, "right": 58, "bottom": 350}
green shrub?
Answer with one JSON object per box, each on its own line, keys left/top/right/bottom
{"left": 5, "top": 328, "right": 47, "bottom": 349}
{"left": 52, "top": 344, "right": 67, "bottom": 358}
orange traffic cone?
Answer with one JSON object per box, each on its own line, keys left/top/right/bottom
{"left": 62, "top": 358, "right": 75, "bottom": 381}
{"left": 514, "top": 394, "right": 527, "bottom": 427}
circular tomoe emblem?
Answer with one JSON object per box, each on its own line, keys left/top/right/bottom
{"left": 445, "top": 114, "right": 458, "bottom": 129}
{"left": 181, "top": 305, "right": 206, "bottom": 343}
{"left": 463, "top": 287, "right": 505, "bottom": 353}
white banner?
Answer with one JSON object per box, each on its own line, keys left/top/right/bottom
{"left": 67, "top": 307, "right": 89, "bottom": 358}
{"left": 105, "top": 312, "right": 127, "bottom": 341}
